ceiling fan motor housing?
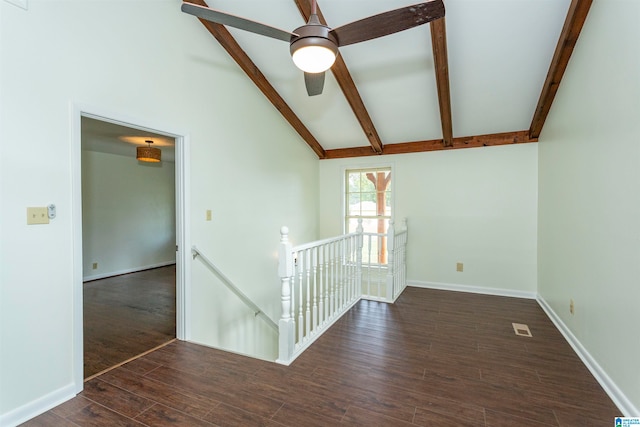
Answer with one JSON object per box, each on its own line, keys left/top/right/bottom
{"left": 290, "top": 23, "right": 339, "bottom": 60}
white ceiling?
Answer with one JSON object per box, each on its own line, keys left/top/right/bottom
{"left": 81, "top": 1, "right": 573, "bottom": 159}
{"left": 82, "top": 116, "right": 176, "bottom": 163}
{"left": 192, "top": 0, "right": 571, "bottom": 152}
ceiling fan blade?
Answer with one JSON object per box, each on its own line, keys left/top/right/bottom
{"left": 304, "top": 72, "right": 325, "bottom": 96}
{"left": 330, "top": 0, "right": 445, "bottom": 47}
{"left": 181, "top": 2, "right": 296, "bottom": 42}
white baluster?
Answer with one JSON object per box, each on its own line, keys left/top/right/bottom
{"left": 352, "top": 234, "right": 358, "bottom": 300}
{"left": 327, "top": 243, "right": 331, "bottom": 318}
{"left": 338, "top": 238, "right": 347, "bottom": 310}
{"left": 345, "top": 236, "right": 350, "bottom": 304}
{"left": 277, "top": 226, "right": 295, "bottom": 364}
{"left": 343, "top": 236, "right": 349, "bottom": 303}
{"left": 352, "top": 234, "right": 357, "bottom": 300}
{"left": 403, "top": 219, "right": 408, "bottom": 293}
{"left": 312, "top": 246, "right": 318, "bottom": 332}
{"left": 318, "top": 243, "right": 325, "bottom": 325}
{"left": 336, "top": 240, "right": 341, "bottom": 312}
{"left": 400, "top": 235, "right": 406, "bottom": 293}
{"left": 367, "top": 234, "right": 373, "bottom": 296}
{"left": 386, "top": 220, "right": 395, "bottom": 301}
{"left": 401, "top": 236, "right": 406, "bottom": 292}
{"left": 325, "top": 242, "right": 331, "bottom": 321}
{"left": 356, "top": 219, "right": 363, "bottom": 301}
{"left": 352, "top": 234, "right": 357, "bottom": 301}
{"left": 305, "top": 249, "right": 311, "bottom": 338}
{"left": 297, "top": 249, "right": 304, "bottom": 343}
{"left": 401, "top": 221, "right": 407, "bottom": 293}
{"left": 346, "top": 235, "right": 352, "bottom": 302}
{"left": 331, "top": 242, "right": 340, "bottom": 317}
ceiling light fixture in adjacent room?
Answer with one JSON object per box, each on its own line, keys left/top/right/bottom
{"left": 136, "top": 140, "right": 161, "bottom": 163}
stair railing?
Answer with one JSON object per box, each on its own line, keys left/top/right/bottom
{"left": 360, "top": 218, "right": 408, "bottom": 302}
{"left": 277, "top": 221, "right": 363, "bottom": 364}
{"left": 360, "top": 231, "right": 387, "bottom": 301}
{"left": 192, "top": 246, "right": 278, "bottom": 331}
{"left": 277, "top": 218, "right": 408, "bottom": 365}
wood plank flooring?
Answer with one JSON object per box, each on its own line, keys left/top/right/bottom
{"left": 24, "top": 287, "right": 619, "bottom": 426}
{"left": 83, "top": 265, "right": 176, "bottom": 378}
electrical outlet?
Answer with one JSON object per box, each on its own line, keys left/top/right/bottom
{"left": 92, "top": 262, "right": 98, "bottom": 270}
{"left": 206, "top": 210, "right": 212, "bottom": 221}
{"left": 27, "top": 207, "right": 49, "bottom": 224}
{"left": 570, "top": 299, "right": 575, "bottom": 315}
{"left": 456, "top": 262, "right": 463, "bottom": 272}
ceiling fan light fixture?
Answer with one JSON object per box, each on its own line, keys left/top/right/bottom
{"left": 137, "top": 140, "right": 161, "bottom": 163}
{"left": 181, "top": 0, "right": 446, "bottom": 96}
{"left": 290, "top": 20, "right": 338, "bottom": 74}
{"left": 291, "top": 40, "right": 337, "bottom": 73}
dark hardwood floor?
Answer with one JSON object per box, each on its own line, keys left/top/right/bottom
{"left": 25, "top": 287, "right": 619, "bottom": 426}
{"left": 83, "top": 265, "right": 176, "bottom": 379}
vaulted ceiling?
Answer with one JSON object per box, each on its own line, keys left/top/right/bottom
{"left": 183, "top": 0, "right": 592, "bottom": 159}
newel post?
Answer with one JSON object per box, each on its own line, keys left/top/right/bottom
{"left": 386, "top": 220, "right": 395, "bottom": 301}
{"left": 277, "top": 226, "right": 295, "bottom": 365}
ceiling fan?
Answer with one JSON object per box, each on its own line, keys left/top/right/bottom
{"left": 181, "top": 0, "right": 445, "bottom": 96}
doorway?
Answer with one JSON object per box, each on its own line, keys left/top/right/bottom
{"left": 71, "top": 107, "right": 189, "bottom": 391}
{"left": 81, "top": 117, "right": 177, "bottom": 378}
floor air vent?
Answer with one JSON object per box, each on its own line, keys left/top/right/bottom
{"left": 512, "top": 323, "right": 532, "bottom": 337}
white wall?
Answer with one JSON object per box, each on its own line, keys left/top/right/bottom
{"left": 0, "top": 0, "right": 318, "bottom": 423}
{"left": 319, "top": 144, "right": 538, "bottom": 296}
{"left": 82, "top": 150, "right": 176, "bottom": 280}
{"left": 537, "top": 0, "right": 640, "bottom": 415}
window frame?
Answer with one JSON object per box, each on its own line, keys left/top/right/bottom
{"left": 344, "top": 165, "right": 394, "bottom": 229}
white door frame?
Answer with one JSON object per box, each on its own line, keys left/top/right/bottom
{"left": 70, "top": 103, "right": 191, "bottom": 393}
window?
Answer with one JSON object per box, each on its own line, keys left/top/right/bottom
{"left": 345, "top": 167, "right": 392, "bottom": 264}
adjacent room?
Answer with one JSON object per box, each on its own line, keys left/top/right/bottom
{"left": 81, "top": 117, "right": 177, "bottom": 378}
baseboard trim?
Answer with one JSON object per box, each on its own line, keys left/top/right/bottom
{"left": 536, "top": 296, "right": 638, "bottom": 417}
{"left": 83, "top": 261, "right": 176, "bottom": 282}
{"left": 0, "top": 383, "right": 76, "bottom": 427}
{"left": 408, "top": 280, "right": 537, "bottom": 300}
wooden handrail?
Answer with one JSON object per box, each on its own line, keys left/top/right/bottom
{"left": 192, "top": 246, "right": 278, "bottom": 332}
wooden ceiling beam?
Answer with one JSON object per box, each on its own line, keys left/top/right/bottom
{"left": 430, "top": 17, "right": 453, "bottom": 147}
{"left": 529, "top": 0, "right": 593, "bottom": 139}
{"left": 184, "top": 0, "right": 326, "bottom": 159}
{"left": 323, "top": 130, "right": 536, "bottom": 159}
{"left": 294, "top": 0, "right": 384, "bottom": 154}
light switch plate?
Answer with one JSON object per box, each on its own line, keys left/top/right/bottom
{"left": 27, "top": 207, "right": 49, "bottom": 224}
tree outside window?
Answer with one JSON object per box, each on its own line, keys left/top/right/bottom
{"left": 345, "top": 168, "right": 392, "bottom": 264}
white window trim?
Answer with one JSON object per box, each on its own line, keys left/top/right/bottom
{"left": 342, "top": 163, "right": 395, "bottom": 235}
